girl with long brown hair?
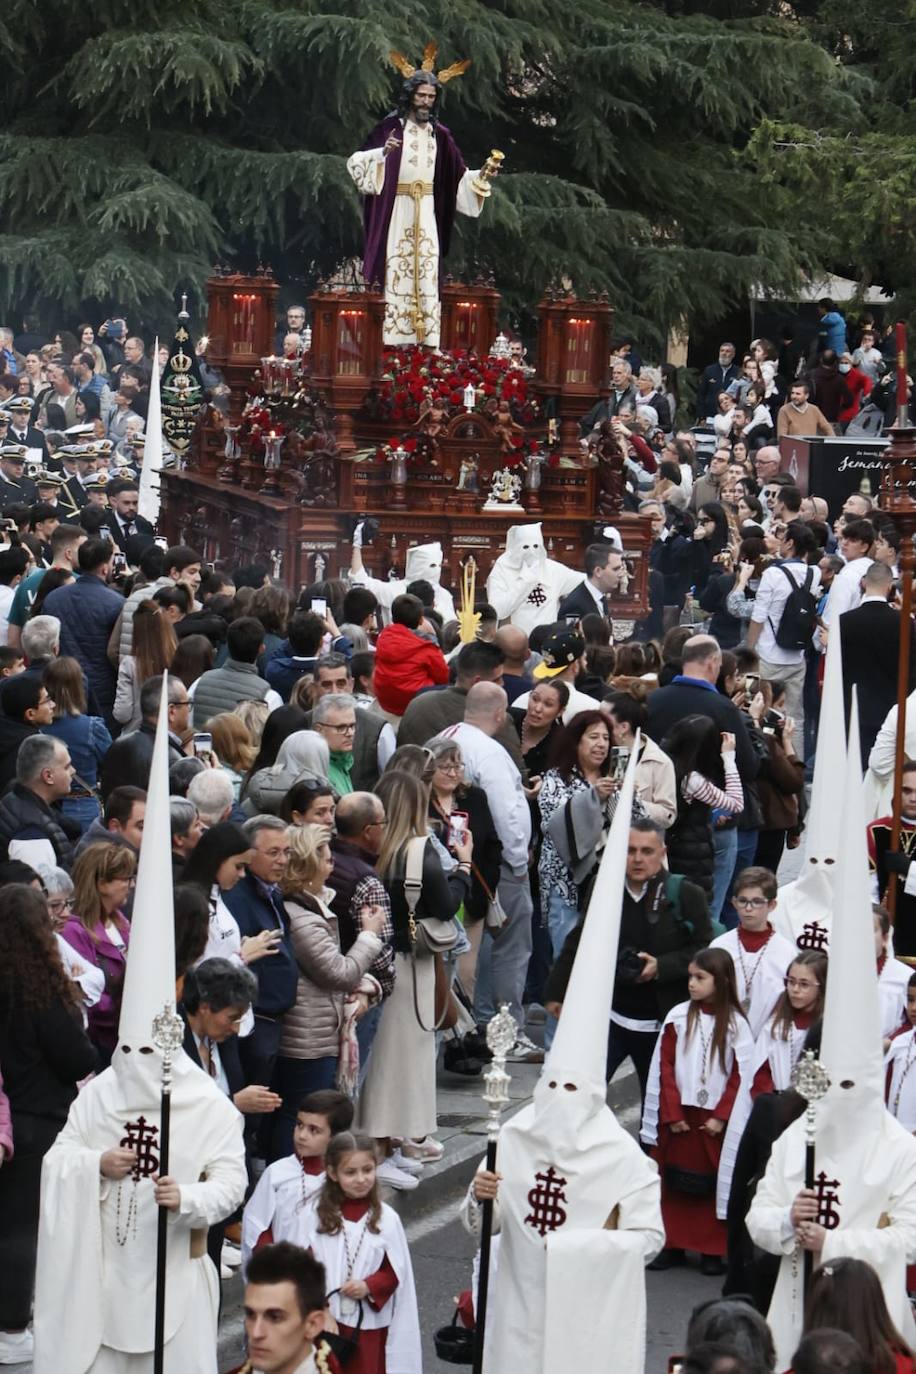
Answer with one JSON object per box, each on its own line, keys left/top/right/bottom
{"left": 641, "top": 946, "right": 756, "bottom": 1275}
{"left": 752, "top": 950, "right": 827, "bottom": 1095}
{"left": 300, "top": 1131, "right": 421, "bottom": 1373}
{"left": 113, "top": 599, "right": 177, "bottom": 731}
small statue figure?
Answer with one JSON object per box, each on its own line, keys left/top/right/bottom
{"left": 484, "top": 465, "right": 524, "bottom": 510}
{"left": 594, "top": 418, "right": 626, "bottom": 518}
{"left": 457, "top": 454, "right": 479, "bottom": 492}
{"left": 493, "top": 397, "right": 524, "bottom": 454}
{"left": 416, "top": 398, "right": 449, "bottom": 450}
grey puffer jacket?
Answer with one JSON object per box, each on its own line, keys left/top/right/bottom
{"left": 279, "top": 888, "right": 382, "bottom": 1060}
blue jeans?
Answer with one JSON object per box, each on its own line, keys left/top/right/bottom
{"left": 61, "top": 795, "right": 101, "bottom": 834}
{"left": 711, "top": 827, "right": 738, "bottom": 927}
{"left": 722, "top": 829, "right": 760, "bottom": 929}
{"left": 472, "top": 867, "right": 533, "bottom": 1032}
{"left": 356, "top": 1003, "right": 383, "bottom": 1089}
{"left": 268, "top": 1053, "right": 338, "bottom": 1162}
{"left": 544, "top": 891, "right": 581, "bottom": 1050}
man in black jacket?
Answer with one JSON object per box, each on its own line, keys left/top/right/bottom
{"left": 557, "top": 543, "right": 626, "bottom": 623}
{"left": 0, "top": 674, "right": 54, "bottom": 791}
{"left": 695, "top": 343, "right": 739, "bottom": 422}
{"left": 222, "top": 815, "right": 296, "bottom": 1142}
{"left": 0, "top": 734, "right": 76, "bottom": 870}
{"left": 647, "top": 634, "right": 759, "bottom": 789}
{"left": 544, "top": 817, "right": 711, "bottom": 1104}
{"left": 98, "top": 673, "right": 186, "bottom": 799}
{"left": 840, "top": 561, "right": 916, "bottom": 769}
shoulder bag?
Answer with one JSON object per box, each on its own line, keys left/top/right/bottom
{"left": 404, "top": 836, "right": 459, "bottom": 1032}
{"left": 471, "top": 859, "right": 507, "bottom": 934}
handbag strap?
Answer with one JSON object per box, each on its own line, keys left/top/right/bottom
{"left": 469, "top": 859, "right": 494, "bottom": 903}
{"left": 403, "top": 835, "right": 426, "bottom": 947}
{"left": 410, "top": 949, "right": 451, "bottom": 1033}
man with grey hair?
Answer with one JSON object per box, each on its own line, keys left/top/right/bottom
{"left": 170, "top": 796, "right": 203, "bottom": 878}
{"left": 20, "top": 614, "right": 60, "bottom": 664}
{"left": 580, "top": 358, "right": 639, "bottom": 434}
{"left": 187, "top": 768, "right": 235, "bottom": 828}
{"left": 435, "top": 681, "right": 539, "bottom": 1061}
{"left": 0, "top": 735, "right": 75, "bottom": 869}
{"left": 99, "top": 672, "right": 187, "bottom": 799}
{"left": 223, "top": 815, "right": 296, "bottom": 1125}
{"left": 301, "top": 661, "right": 396, "bottom": 789}
{"left": 312, "top": 691, "right": 358, "bottom": 796}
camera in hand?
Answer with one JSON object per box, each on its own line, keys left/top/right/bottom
{"left": 616, "top": 946, "right": 647, "bottom": 984}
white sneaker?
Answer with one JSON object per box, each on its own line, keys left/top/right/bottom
{"left": 506, "top": 1032, "right": 544, "bottom": 1064}
{"left": 220, "top": 1262, "right": 235, "bottom": 1280}
{"left": 400, "top": 1135, "right": 445, "bottom": 1162}
{"left": 376, "top": 1157, "right": 420, "bottom": 1191}
{"left": 0, "top": 1328, "right": 34, "bottom": 1363}
{"left": 390, "top": 1148, "right": 423, "bottom": 1176}
{"left": 222, "top": 1240, "right": 242, "bottom": 1268}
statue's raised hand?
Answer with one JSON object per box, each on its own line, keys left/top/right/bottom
{"left": 383, "top": 133, "right": 401, "bottom": 157}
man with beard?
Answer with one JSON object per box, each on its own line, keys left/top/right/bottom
{"left": 347, "top": 52, "right": 497, "bottom": 347}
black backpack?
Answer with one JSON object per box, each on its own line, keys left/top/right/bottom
{"left": 771, "top": 563, "right": 817, "bottom": 650}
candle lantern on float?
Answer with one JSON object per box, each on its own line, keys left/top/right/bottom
{"left": 536, "top": 292, "right": 615, "bottom": 455}
{"left": 203, "top": 268, "right": 279, "bottom": 423}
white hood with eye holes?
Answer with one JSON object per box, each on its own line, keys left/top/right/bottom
{"left": 501, "top": 522, "right": 546, "bottom": 572}
{"left": 479, "top": 741, "right": 663, "bottom": 1374}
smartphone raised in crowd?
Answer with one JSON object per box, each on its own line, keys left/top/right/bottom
{"left": 192, "top": 732, "right": 213, "bottom": 757}
{"left": 310, "top": 596, "right": 328, "bottom": 618}
{"left": 448, "top": 812, "right": 469, "bottom": 850}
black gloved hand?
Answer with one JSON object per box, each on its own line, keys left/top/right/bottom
{"left": 884, "top": 850, "right": 911, "bottom": 876}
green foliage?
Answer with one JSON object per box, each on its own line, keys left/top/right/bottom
{"left": 0, "top": 0, "right": 909, "bottom": 343}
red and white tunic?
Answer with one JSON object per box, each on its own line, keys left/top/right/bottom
{"left": 710, "top": 925, "right": 796, "bottom": 1038}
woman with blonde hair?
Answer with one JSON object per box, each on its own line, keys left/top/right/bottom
{"left": 42, "top": 657, "right": 111, "bottom": 833}
{"left": 233, "top": 697, "right": 270, "bottom": 748}
{"left": 60, "top": 843, "right": 137, "bottom": 1064}
{"left": 113, "top": 599, "right": 177, "bottom": 731}
{"left": 270, "top": 824, "right": 386, "bottom": 1161}
{"left": 205, "top": 712, "right": 258, "bottom": 801}
{"left": 356, "top": 770, "right": 472, "bottom": 1188}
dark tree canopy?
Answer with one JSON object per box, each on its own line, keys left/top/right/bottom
{"left": 0, "top": 0, "right": 908, "bottom": 343}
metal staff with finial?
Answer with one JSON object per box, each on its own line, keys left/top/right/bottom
{"left": 473, "top": 1004, "right": 517, "bottom": 1374}
{"left": 790, "top": 1048, "right": 831, "bottom": 1296}
{"left": 152, "top": 1000, "right": 186, "bottom": 1374}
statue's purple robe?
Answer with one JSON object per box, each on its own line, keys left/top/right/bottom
{"left": 358, "top": 115, "right": 469, "bottom": 287}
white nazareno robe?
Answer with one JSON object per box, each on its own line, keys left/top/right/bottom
{"left": 33, "top": 1049, "right": 246, "bottom": 1374}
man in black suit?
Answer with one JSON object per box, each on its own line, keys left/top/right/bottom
{"left": 695, "top": 342, "right": 739, "bottom": 421}
{"left": 840, "top": 561, "right": 916, "bottom": 768}
{"left": 647, "top": 633, "right": 760, "bottom": 788}
{"left": 558, "top": 541, "right": 627, "bottom": 622}
{"left": 106, "top": 477, "right": 154, "bottom": 553}
{"left": 3, "top": 395, "right": 48, "bottom": 460}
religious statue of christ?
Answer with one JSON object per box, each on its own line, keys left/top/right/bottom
{"left": 347, "top": 44, "right": 496, "bottom": 349}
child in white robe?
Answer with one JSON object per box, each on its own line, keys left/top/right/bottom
{"left": 241, "top": 1090, "right": 353, "bottom": 1274}
{"left": 710, "top": 865, "right": 796, "bottom": 1038}
{"left": 751, "top": 950, "right": 827, "bottom": 1094}
{"left": 296, "top": 1132, "right": 421, "bottom": 1374}
{"left": 875, "top": 904, "right": 912, "bottom": 1039}
{"left": 886, "top": 972, "right": 916, "bottom": 1133}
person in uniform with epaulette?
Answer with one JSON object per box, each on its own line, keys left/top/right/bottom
{"left": 0, "top": 444, "right": 37, "bottom": 511}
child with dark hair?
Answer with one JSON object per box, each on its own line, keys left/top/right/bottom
{"left": 241, "top": 1090, "right": 354, "bottom": 1273}
{"left": 641, "top": 947, "right": 755, "bottom": 1274}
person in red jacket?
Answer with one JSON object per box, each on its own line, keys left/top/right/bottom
{"left": 838, "top": 351, "right": 873, "bottom": 428}
{"left": 373, "top": 593, "right": 448, "bottom": 719}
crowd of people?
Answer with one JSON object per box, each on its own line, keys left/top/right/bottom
{"left": 0, "top": 304, "right": 914, "bottom": 1374}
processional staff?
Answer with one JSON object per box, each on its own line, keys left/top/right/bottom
{"left": 789, "top": 1048, "right": 831, "bottom": 1297}
{"left": 473, "top": 1005, "right": 517, "bottom": 1374}
{"left": 152, "top": 1001, "right": 186, "bottom": 1374}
